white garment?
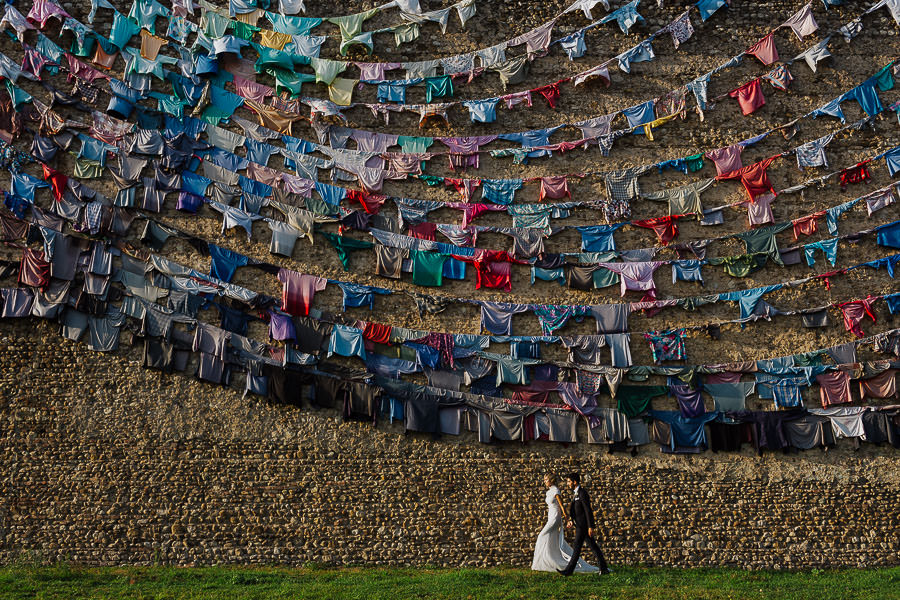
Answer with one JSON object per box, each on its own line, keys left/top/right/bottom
{"left": 531, "top": 486, "right": 599, "bottom": 573}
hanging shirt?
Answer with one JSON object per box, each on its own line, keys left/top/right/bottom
{"left": 728, "top": 78, "right": 766, "bottom": 115}
{"left": 747, "top": 32, "right": 778, "bottom": 65}
{"left": 717, "top": 156, "right": 778, "bottom": 201}
{"left": 782, "top": 3, "right": 819, "bottom": 39}
{"left": 277, "top": 268, "right": 326, "bottom": 316}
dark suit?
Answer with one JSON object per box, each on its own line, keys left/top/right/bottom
{"left": 561, "top": 486, "right": 608, "bottom": 574}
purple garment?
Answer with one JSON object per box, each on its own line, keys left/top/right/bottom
{"left": 480, "top": 302, "right": 529, "bottom": 335}
{"left": 557, "top": 381, "right": 597, "bottom": 416}
{"left": 268, "top": 311, "right": 297, "bottom": 342}
{"left": 670, "top": 384, "right": 706, "bottom": 418}
{"left": 705, "top": 145, "right": 743, "bottom": 175}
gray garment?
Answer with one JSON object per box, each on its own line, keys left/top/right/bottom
{"left": 784, "top": 414, "right": 835, "bottom": 449}
{"left": 31, "top": 280, "right": 70, "bottom": 318}
{"left": 114, "top": 269, "right": 167, "bottom": 302}
{"left": 592, "top": 304, "right": 629, "bottom": 334}
{"left": 202, "top": 160, "right": 241, "bottom": 186}
{"left": 374, "top": 244, "right": 406, "bottom": 279}
{"left": 192, "top": 322, "right": 229, "bottom": 358}
{"left": 489, "top": 409, "right": 524, "bottom": 441}
{"left": 118, "top": 154, "right": 148, "bottom": 180}
{"left": 426, "top": 369, "right": 462, "bottom": 392}
{"left": 491, "top": 56, "right": 529, "bottom": 89}
{"left": 439, "top": 406, "right": 464, "bottom": 435}
{"left": 705, "top": 382, "right": 755, "bottom": 412}
{"left": 627, "top": 417, "right": 651, "bottom": 446}
{"left": 495, "top": 356, "right": 530, "bottom": 386}
{"left": 2, "top": 288, "right": 35, "bottom": 317}
{"left": 506, "top": 228, "right": 545, "bottom": 259}
{"left": 458, "top": 356, "right": 495, "bottom": 385}
{"left": 604, "top": 333, "right": 632, "bottom": 367}
{"left": 60, "top": 308, "right": 89, "bottom": 341}
{"left": 642, "top": 179, "right": 715, "bottom": 216}
{"left": 83, "top": 273, "right": 110, "bottom": 297}
{"left": 480, "top": 302, "right": 529, "bottom": 335}
{"left": 205, "top": 125, "right": 245, "bottom": 152}
{"left": 88, "top": 242, "right": 113, "bottom": 275}
{"left": 87, "top": 308, "right": 127, "bottom": 352}
{"left": 542, "top": 408, "right": 579, "bottom": 443}
{"left": 826, "top": 342, "right": 857, "bottom": 365}
{"left": 561, "top": 335, "right": 607, "bottom": 365}
{"left": 800, "top": 308, "right": 830, "bottom": 328}
{"left": 268, "top": 220, "right": 300, "bottom": 257}
{"left": 585, "top": 408, "right": 629, "bottom": 444}
{"left": 196, "top": 352, "right": 226, "bottom": 384}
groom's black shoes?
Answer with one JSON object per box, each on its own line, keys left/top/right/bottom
{"left": 599, "top": 568, "right": 611, "bottom": 576}
{"left": 556, "top": 569, "right": 572, "bottom": 576}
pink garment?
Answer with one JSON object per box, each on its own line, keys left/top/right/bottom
{"left": 27, "top": 0, "right": 70, "bottom": 27}
{"left": 501, "top": 91, "right": 532, "bottom": 109}
{"left": 355, "top": 62, "right": 402, "bottom": 81}
{"left": 729, "top": 78, "right": 766, "bottom": 116}
{"left": 746, "top": 33, "right": 779, "bottom": 65}
{"left": 705, "top": 371, "right": 742, "bottom": 385}
{"left": 510, "top": 19, "right": 556, "bottom": 54}
{"left": 247, "top": 162, "right": 281, "bottom": 187}
{"left": 447, "top": 202, "right": 505, "bottom": 227}
{"left": 859, "top": 369, "right": 897, "bottom": 401}
{"left": 705, "top": 145, "right": 743, "bottom": 175}
{"left": 21, "top": 48, "right": 51, "bottom": 79}
{"left": 277, "top": 268, "right": 326, "bottom": 316}
{"left": 90, "top": 112, "right": 133, "bottom": 144}
{"left": 836, "top": 297, "right": 877, "bottom": 338}
{"left": 816, "top": 370, "right": 853, "bottom": 408}
{"left": 792, "top": 211, "right": 824, "bottom": 239}
{"left": 355, "top": 165, "right": 387, "bottom": 193}
{"left": 440, "top": 136, "right": 497, "bottom": 172}
{"left": 539, "top": 176, "right": 570, "bottom": 201}
{"left": 783, "top": 3, "right": 818, "bottom": 39}
{"left": 408, "top": 222, "right": 437, "bottom": 241}
{"left": 448, "top": 152, "right": 479, "bottom": 171}
{"left": 743, "top": 193, "right": 775, "bottom": 226}
{"left": 600, "top": 262, "right": 663, "bottom": 298}
{"left": 864, "top": 188, "right": 895, "bottom": 216}
{"left": 65, "top": 53, "right": 110, "bottom": 83}
{"left": 280, "top": 173, "right": 315, "bottom": 197}
{"left": 233, "top": 75, "right": 273, "bottom": 103}
{"left": 384, "top": 152, "right": 424, "bottom": 176}
{"left": 445, "top": 178, "right": 481, "bottom": 202}
{"left": 351, "top": 130, "right": 399, "bottom": 152}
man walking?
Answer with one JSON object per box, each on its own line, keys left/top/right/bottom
{"left": 557, "top": 472, "right": 610, "bottom": 576}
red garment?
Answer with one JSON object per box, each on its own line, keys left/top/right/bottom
{"left": 447, "top": 202, "right": 505, "bottom": 227}
{"left": 746, "top": 33, "right": 779, "bottom": 65}
{"left": 362, "top": 322, "right": 392, "bottom": 344}
{"left": 42, "top": 164, "right": 67, "bottom": 201}
{"left": 717, "top": 156, "right": 778, "bottom": 201}
{"left": 445, "top": 177, "right": 481, "bottom": 202}
{"left": 407, "top": 222, "right": 437, "bottom": 241}
{"left": 474, "top": 259, "right": 512, "bottom": 292}
{"left": 19, "top": 247, "right": 50, "bottom": 290}
{"left": 791, "top": 211, "right": 825, "bottom": 240}
{"left": 859, "top": 369, "right": 897, "bottom": 401}
{"left": 728, "top": 78, "right": 766, "bottom": 115}
{"left": 836, "top": 297, "right": 878, "bottom": 338}
{"left": 839, "top": 161, "right": 872, "bottom": 189}
{"left": 632, "top": 216, "right": 681, "bottom": 245}
{"left": 345, "top": 189, "right": 385, "bottom": 214}
{"left": 534, "top": 83, "right": 561, "bottom": 109}
{"left": 538, "top": 175, "right": 570, "bottom": 201}
{"left": 816, "top": 370, "right": 853, "bottom": 408}
{"left": 276, "top": 268, "right": 326, "bottom": 316}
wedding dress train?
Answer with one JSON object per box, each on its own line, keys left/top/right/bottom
{"left": 531, "top": 485, "right": 599, "bottom": 572}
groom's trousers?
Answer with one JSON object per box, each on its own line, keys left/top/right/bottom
{"left": 562, "top": 527, "right": 608, "bottom": 574}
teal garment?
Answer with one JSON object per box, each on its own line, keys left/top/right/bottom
{"left": 320, "top": 232, "right": 373, "bottom": 271}
{"left": 734, "top": 223, "right": 790, "bottom": 266}
{"left": 266, "top": 13, "right": 322, "bottom": 36}
{"left": 268, "top": 68, "right": 316, "bottom": 97}
{"left": 495, "top": 357, "right": 530, "bottom": 386}
{"left": 128, "top": 0, "right": 170, "bottom": 34}
{"left": 5, "top": 82, "right": 32, "bottom": 109}
{"left": 229, "top": 21, "right": 260, "bottom": 40}
{"left": 149, "top": 92, "right": 185, "bottom": 118}
{"left": 872, "top": 62, "right": 895, "bottom": 92}
{"left": 412, "top": 251, "right": 449, "bottom": 287}
{"left": 593, "top": 268, "right": 619, "bottom": 289}
{"left": 616, "top": 385, "right": 667, "bottom": 418}
{"left": 110, "top": 12, "right": 141, "bottom": 48}
{"left": 424, "top": 76, "right": 454, "bottom": 102}
{"left": 398, "top": 136, "right": 434, "bottom": 154}
{"left": 69, "top": 35, "right": 96, "bottom": 58}
{"left": 532, "top": 267, "right": 564, "bottom": 284}
{"left": 201, "top": 85, "right": 244, "bottom": 124}
{"left": 252, "top": 43, "right": 303, "bottom": 72}
{"left": 305, "top": 195, "right": 340, "bottom": 217}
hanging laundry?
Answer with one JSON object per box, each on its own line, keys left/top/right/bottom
{"left": 643, "top": 329, "right": 687, "bottom": 363}
{"left": 600, "top": 262, "right": 663, "bottom": 298}
{"left": 277, "top": 268, "right": 326, "bottom": 316}
{"left": 534, "top": 82, "right": 561, "bottom": 109}
{"left": 632, "top": 215, "right": 683, "bottom": 245}
{"left": 782, "top": 3, "right": 819, "bottom": 39}
{"left": 839, "top": 161, "right": 871, "bottom": 189}
{"left": 746, "top": 32, "right": 778, "bottom": 65}
{"left": 762, "top": 65, "right": 794, "bottom": 91}
{"left": 835, "top": 297, "right": 878, "bottom": 337}
{"left": 742, "top": 192, "right": 776, "bottom": 226}
{"left": 617, "top": 41, "right": 655, "bottom": 74}
{"left": 560, "top": 30, "right": 586, "bottom": 60}
{"left": 600, "top": 0, "right": 643, "bottom": 33}
{"left": 804, "top": 238, "right": 839, "bottom": 266}
{"left": 641, "top": 179, "right": 714, "bottom": 217}
{"left": 796, "top": 133, "right": 834, "bottom": 168}
{"left": 509, "top": 18, "right": 556, "bottom": 55}
{"left": 665, "top": 11, "right": 694, "bottom": 48}
{"left": 705, "top": 144, "right": 743, "bottom": 175}
{"left": 462, "top": 98, "right": 499, "bottom": 123}
{"left": 538, "top": 176, "right": 570, "bottom": 201}
{"left": 716, "top": 156, "right": 778, "bottom": 201}
{"left": 728, "top": 78, "right": 766, "bottom": 115}
{"left": 696, "top": 0, "right": 728, "bottom": 21}
{"left": 793, "top": 38, "right": 832, "bottom": 72}
{"left": 791, "top": 211, "right": 825, "bottom": 239}
{"left": 864, "top": 187, "right": 895, "bottom": 216}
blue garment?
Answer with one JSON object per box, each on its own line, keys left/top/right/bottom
{"left": 480, "top": 302, "right": 529, "bottom": 335}
{"left": 511, "top": 341, "right": 541, "bottom": 360}
{"left": 4, "top": 192, "right": 28, "bottom": 218}
{"left": 266, "top": 13, "right": 322, "bottom": 36}
{"left": 367, "top": 354, "right": 418, "bottom": 379}
{"left": 719, "top": 284, "right": 783, "bottom": 321}
{"left": 206, "top": 147, "right": 249, "bottom": 171}
{"left": 811, "top": 97, "right": 846, "bottom": 123}
{"left": 107, "top": 96, "right": 134, "bottom": 119}
{"left": 601, "top": 0, "right": 644, "bottom": 33}
{"left": 883, "top": 146, "right": 900, "bottom": 176}
{"left": 672, "top": 261, "right": 704, "bottom": 284}
{"left": 532, "top": 267, "right": 565, "bottom": 284}
{"left": 462, "top": 99, "right": 499, "bottom": 123}
{"left": 686, "top": 75, "right": 710, "bottom": 110}
{"left": 885, "top": 292, "right": 900, "bottom": 314}
{"left": 405, "top": 343, "right": 440, "bottom": 369}
{"left": 314, "top": 182, "right": 347, "bottom": 206}
{"left": 772, "top": 377, "right": 807, "bottom": 409}
{"left": 617, "top": 41, "right": 655, "bottom": 74}
{"left": 499, "top": 126, "right": 564, "bottom": 159}
{"left": 623, "top": 100, "right": 656, "bottom": 130}
{"left": 195, "top": 54, "right": 219, "bottom": 76}
{"left": 658, "top": 159, "right": 688, "bottom": 174}
{"left": 804, "top": 238, "right": 839, "bottom": 266}
{"left": 376, "top": 80, "right": 419, "bottom": 103}
{"left": 442, "top": 257, "right": 467, "bottom": 280}
{"left": 453, "top": 334, "right": 489, "bottom": 350}
{"left": 577, "top": 224, "right": 623, "bottom": 252}
{"left": 843, "top": 81, "right": 883, "bottom": 117}
{"left": 560, "top": 30, "right": 586, "bottom": 60}
{"left": 825, "top": 198, "right": 859, "bottom": 235}
{"left": 481, "top": 179, "right": 523, "bottom": 204}
{"left": 877, "top": 220, "right": 900, "bottom": 249}
{"left": 282, "top": 134, "right": 316, "bottom": 170}
{"left": 861, "top": 254, "right": 900, "bottom": 278}
{"left": 244, "top": 139, "right": 277, "bottom": 166}
{"left": 696, "top": 0, "right": 728, "bottom": 21}
{"left": 182, "top": 171, "right": 212, "bottom": 196}
{"left": 209, "top": 244, "right": 249, "bottom": 282}
{"left": 164, "top": 115, "right": 204, "bottom": 140}
{"left": 10, "top": 172, "right": 49, "bottom": 201}
{"left": 238, "top": 174, "right": 272, "bottom": 198}
{"left": 337, "top": 282, "right": 390, "bottom": 310}
{"left": 648, "top": 410, "right": 719, "bottom": 450}
{"left": 78, "top": 135, "right": 114, "bottom": 166}
{"left": 328, "top": 324, "right": 366, "bottom": 360}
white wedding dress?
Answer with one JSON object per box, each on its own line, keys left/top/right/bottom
{"left": 531, "top": 485, "right": 599, "bottom": 572}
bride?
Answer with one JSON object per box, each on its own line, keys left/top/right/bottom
{"left": 531, "top": 474, "right": 599, "bottom": 573}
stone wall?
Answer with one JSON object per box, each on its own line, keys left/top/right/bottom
{"left": 1, "top": 0, "right": 900, "bottom": 569}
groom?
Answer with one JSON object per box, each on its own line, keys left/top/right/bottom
{"left": 557, "top": 472, "right": 610, "bottom": 576}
